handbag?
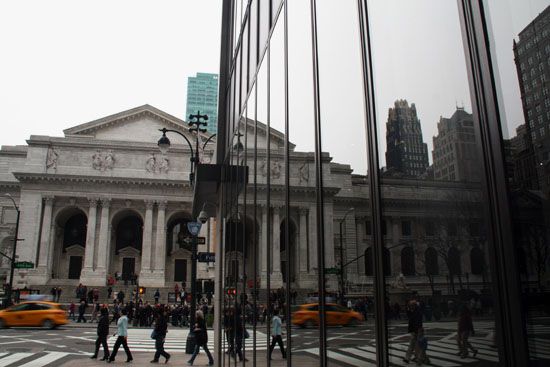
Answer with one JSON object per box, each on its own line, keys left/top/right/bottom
{"left": 151, "top": 330, "right": 157, "bottom": 339}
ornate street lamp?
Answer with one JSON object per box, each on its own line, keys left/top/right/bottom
{"left": 3, "top": 194, "right": 20, "bottom": 307}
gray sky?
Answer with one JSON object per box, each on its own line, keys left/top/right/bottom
{"left": 1, "top": 0, "right": 547, "bottom": 176}
{"left": 0, "top": 0, "right": 221, "bottom": 146}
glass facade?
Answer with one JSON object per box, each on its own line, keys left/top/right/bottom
{"left": 186, "top": 72, "right": 219, "bottom": 134}
{"left": 213, "top": 1, "right": 550, "bottom": 366}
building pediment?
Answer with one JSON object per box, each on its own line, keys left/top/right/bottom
{"left": 62, "top": 104, "right": 212, "bottom": 144}
{"left": 118, "top": 246, "right": 141, "bottom": 256}
{"left": 65, "top": 244, "right": 85, "bottom": 255}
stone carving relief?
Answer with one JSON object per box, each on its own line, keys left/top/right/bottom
{"left": 46, "top": 147, "right": 59, "bottom": 170}
{"left": 92, "top": 150, "right": 116, "bottom": 171}
{"left": 299, "top": 162, "right": 309, "bottom": 183}
{"left": 259, "top": 159, "right": 282, "bottom": 179}
{"left": 145, "top": 154, "right": 170, "bottom": 174}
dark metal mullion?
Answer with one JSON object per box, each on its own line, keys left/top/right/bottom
{"left": 252, "top": 83, "right": 258, "bottom": 367}
{"left": 282, "top": 1, "right": 291, "bottom": 366}
{"left": 266, "top": 43, "right": 272, "bottom": 367}
{"left": 309, "top": 0, "right": 327, "bottom": 365}
{"left": 356, "top": 1, "right": 389, "bottom": 366}
{"left": 241, "top": 107, "right": 248, "bottom": 367}
{"left": 457, "top": 1, "right": 528, "bottom": 365}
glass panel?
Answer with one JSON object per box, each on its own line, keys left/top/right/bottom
{"left": 369, "top": 1, "right": 501, "bottom": 365}
{"left": 484, "top": 0, "right": 550, "bottom": 364}
{"left": 241, "top": 16, "right": 249, "bottom": 111}
{"left": 249, "top": 0, "right": 258, "bottom": 86}
{"left": 316, "top": 1, "right": 375, "bottom": 365}
{"left": 259, "top": 0, "right": 270, "bottom": 63}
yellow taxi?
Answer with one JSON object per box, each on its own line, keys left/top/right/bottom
{"left": 291, "top": 303, "right": 363, "bottom": 328}
{"left": 0, "top": 301, "right": 68, "bottom": 329}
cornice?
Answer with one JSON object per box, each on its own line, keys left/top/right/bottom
{"left": 11, "top": 172, "right": 190, "bottom": 188}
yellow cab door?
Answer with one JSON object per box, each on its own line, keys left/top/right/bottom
{"left": 6, "top": 303, "right": 32, "bottom": 326}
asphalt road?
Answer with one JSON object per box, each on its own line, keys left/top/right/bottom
{"left": 0, "top": 318, "right": 548, "bottom": 366}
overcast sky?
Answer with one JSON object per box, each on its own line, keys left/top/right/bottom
{"left": 0, "top": 0, "right": 547, "bottom": 176}
{"left": 0, "top": 0, "right": 221, "bottom": 147}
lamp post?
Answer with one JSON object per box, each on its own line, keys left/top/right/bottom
{"left": 157, "top": 111, "right": 212, "bottom": 354}
{"left": 338, "top": 207, "right": 354, "bottom": 306}
{"left": 4, "top": 194, "right": 20, "bottom": 307}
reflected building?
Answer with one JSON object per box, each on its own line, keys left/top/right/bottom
{"left": 186, "top": 72, "right": 219, "bottom": 134}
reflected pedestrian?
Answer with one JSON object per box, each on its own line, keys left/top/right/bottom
{"left": 108, "top": 308, "right": 133, "bottom": 363}
{"left": 151, "top": 308, "right": 170, "bottom": 363}
{"left": 91, "top": 307, "right": 110, "bottom": 361}
{"left": 457, "top": 305, "right": 478, "bottom": 358}
{"left": 403, "top": 300, "right": 422, "bottom": 364}
{"left": 187, "top": 310, "right": 214, "bottom": 366}
{"left": 77, "top": 300, "right": 87, "bottom": 323}
{"left": 269, "top": 309, "right": 286, "bottom": 360}
{"left": 69, "top": 302, "right": 76, "bottom": 321}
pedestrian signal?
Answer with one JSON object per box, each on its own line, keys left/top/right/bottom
{"left": 139, "top": 287, "right": 146, "bottom": 294}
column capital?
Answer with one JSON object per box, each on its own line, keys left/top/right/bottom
{"left": 87, "top": 197, "right": 99, "bottom": 207}
{"left": 271, "top": 204, "right": 283, "bottom": 214}
{"left": 145, "top": 199, "right": 155, "bottom": 209}
{"left": 100, "top": 197, "right": 111, "bottom": 208}
{"left": 299, "top": 207, "right": 309, "bottom": 216}
{"left": 156, "top": 200, "right": 168, "bottom": 210}
{"left": 43, "top": 195, "right": 54, "bottom": 205}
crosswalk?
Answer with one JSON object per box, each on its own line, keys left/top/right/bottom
{"left": 107, "top": 328, "right": 271, "bottom": 352}
{"left": 301, "top": 336, "right": 523, "bottom": 366}
{"left": 0, "top": 351, "right": 78, "bottom": 367}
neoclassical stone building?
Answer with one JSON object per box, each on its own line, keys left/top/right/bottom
{"left": 0, "top": 105, "right": 490, "bottom": 296}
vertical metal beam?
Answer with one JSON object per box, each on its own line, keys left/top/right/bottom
{"left": 356, "top": 1, "right": 389, "bottom": 365}
{"left": 309, "top": 0, "right": 327, "bottom": 365}
{"left": 266, "top": 42, "right": 272, "bottom": 367}
{"left": 457, "top": 1, "right": 528, "bottom": 366}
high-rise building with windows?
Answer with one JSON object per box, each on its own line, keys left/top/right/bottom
{"left": 185, "top": 72, "right": 219, "bottom": 134}
{"left": 385, "top": 100, "right": 429, "bottom": 177}
{"left": 513, "top": 5, "right": 550, "bottom": 191}
{"left": 432, "top": 108, "right": 481, "bottom": 182}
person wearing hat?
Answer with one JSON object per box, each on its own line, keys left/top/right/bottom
{"left": 91, "top": 306, "right": 110, "bottom": 361}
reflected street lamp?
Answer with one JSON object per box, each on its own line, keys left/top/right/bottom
{"left": 3, "top": 194, "right": 20, "bottom": 307}
{"left": 338, "top": 207, "right": 354, "bottom": 306}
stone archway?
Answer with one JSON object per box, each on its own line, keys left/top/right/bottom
{"left": 52, "top": 207, "right": 88, "bottom": 279}
{"left": 165, "top": 211, "right": 193, "bottom": 285}
{"left": 280, "top": 219, "right": 298, "bottom": 284}
{"left": 224, "top": 216, "right": 259, "bottom": 288}
{"left": 0, "top": 237, "right": 13, "bottom": 284}
{"left": 111, "top": 209, "right": 143, "bottom": 282}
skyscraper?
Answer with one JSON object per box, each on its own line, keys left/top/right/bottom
{"left": 385, "top": 100, "right": 429, "bottom": 177}
{"left": 186, "top": 73, "right": 219, "bottom": 134}
{"left": 432, "top": 107, "right": 481, "bottom": 182}
{"left": 513, "top": 5, "right": 550, "bottom": 191}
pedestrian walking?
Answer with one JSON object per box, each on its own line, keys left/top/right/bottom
{"left": 91, "top": 302, "right": 100, "bottom": 323}
{"left": 91, "top": 307, "right": 110, "bottom": 361}
{"left": 415, "top": 327, "right": 430, "bottom": 365}
{"left": 108, "top": 286, "right": 113, "bottom": 299}
{"left": 269, "top": 309, "right": 286, "bottom": 360}
{"left": 69, "top": 302, "right": 76, "bottom": 321}
{"left": 108, "top": 308, "right": 133, "bottom": 363}
{"left": 154, "top": 289, "right": 160, "bottom": 304}
{"left": 77, "top": 300, "right": 87, "bottom": 323}
{"left": 403, "top": 300, "right": 423, "bottom": 364}
{"left": 56, "top": 287, "right": 62, "bottom": 302}
{"left": 150, "top": 308, "right": 171, "bottom": 363}
{"left": 457, "top": 304, "right": 478, "bottom": 358}
{"left": 187, "top": 310, "right": 214, "bottom": 366}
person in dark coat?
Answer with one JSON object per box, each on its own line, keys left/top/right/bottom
{"left": 403, "top": 300, "right": 423, "bottom": 364}
{"left": 154, "top": 289, "right": 160, "bottom": 304}
{"left": 150, "top": 309, "right": 171, "bottom": 363}
{"left": 77, "top": 300, "right": 87, "bottom": 323}
{"left": 458, "top": 305, "right": 478, "bottom": 358}
{"left": 187, "top": 310, "right": 214, "bottom": 366}
{"left": 91, "top": 307, "right": 110, "bottom": 360}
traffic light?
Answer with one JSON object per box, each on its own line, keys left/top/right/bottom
{"left": 226, "top": 288, "right": 236, "bottom": 296}
{"left": 138, "top": 287, "right": 146, "bottom": 295}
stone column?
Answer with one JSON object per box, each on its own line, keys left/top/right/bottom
{"left": 82, "top": 198, "right": 98, "bottom": 274}
{"left": 271, "top": 205, "right": 283, "bottom": 286}
{"left": 37, "top": 196, "right": 54, "bottom": 270}
{"left": 153, "top": 200, "right": 167, "bottom": 286}
{"left": 308, "top": 206, "right": 318, "bottom": 273}
{"left": 141, "top": 200, "right": 154, "bottom": 273}
{"left": 260, "top": 205, "right": 268, "bottom": 275}
{"left": 95, "top": 198, "right": 111, "bottom": 277}
{"left": 298, "top": 208, "right": 308, "bottom": 273}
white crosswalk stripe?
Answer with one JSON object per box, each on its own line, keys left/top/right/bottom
{"left": 301, "top": 337, "right": 510, "bottom": 366}
{"left": 0, "top": 352, "right": 79, "bottom": 367}
{"left": 109, "top": 328, "right": 272, "bottom": 352}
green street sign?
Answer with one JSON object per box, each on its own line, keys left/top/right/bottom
{"left": 14, "top": 261, "right": 34, "bottom": 269}
{"left": 325, "top": 267, "right": 341, "bottom": 275}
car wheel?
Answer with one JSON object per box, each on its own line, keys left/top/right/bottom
{"left": 42, "top": 319, "right": 55, "bottom": 329}
{"left": 347, "top": 318, "right": 359, "bottom": 327}
{"left": 305, "top": 319, "right": 316, "bottom": 329}
{"left": 0, "top": 318, "right": 7, "bottom": 328}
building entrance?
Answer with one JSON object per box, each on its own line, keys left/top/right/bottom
{"left": 174, "top": 259, "right": 187, "bottom": 282}
{"left": 68, "top": 256, "right": 82, "bottom": 279}
{"left": 122, "top": 257, "right": 135, "bottom": 281}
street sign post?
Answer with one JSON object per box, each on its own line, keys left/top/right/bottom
{"left": 183, "top": 236, "right": 206, "bottom": 245}
{"left": 325, "top": 267, "right": 341, "bottom": 275}
{"left": 14, "top": 261, "right": 34, "bottom": 269}
{"left": 187, "top": 221, "right": 202, "bottom": 236}
{"left": 197, "top": 252, "right": 215, "bottom": 263}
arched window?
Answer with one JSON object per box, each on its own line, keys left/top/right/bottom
{"left": 365, "top": 247, "right": 373, "bottom": 276}
{"left": 401, "top": 246, "right": 415, "bottom": 276}
{"left": 425, "top": 247, "right": 439, "bottom": 275}
{"left": 63, "top": 213, "right": 87, "bottom": 250}
{"left": 448, "top": 246, "right": 462, "bottom": 275}
{"left": 470, "top": 247, "right": 485, "bottom": 275}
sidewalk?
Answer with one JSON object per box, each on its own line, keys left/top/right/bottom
{"left": 62, "top": 351, "right": 321, "bottom": 366}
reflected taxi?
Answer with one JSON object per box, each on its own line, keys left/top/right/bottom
{"left": 0, "top": 301, "right": 68, "bottom": 329}
{"left": 291, "top": 303, "right": 363, "bottom": 328}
